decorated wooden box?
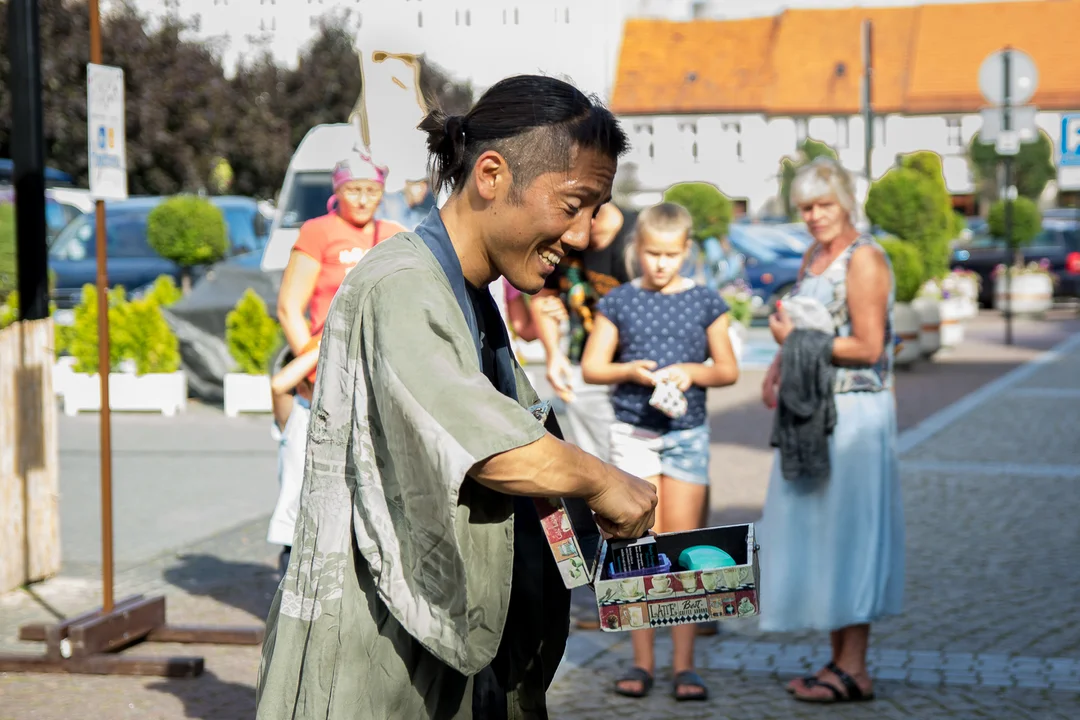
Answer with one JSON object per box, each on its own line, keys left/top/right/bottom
{"left": 527, "top": 402, "right": 761, "bottom": 630}
{"left": 594, "top": 524, "right": 759, "bottom": 632}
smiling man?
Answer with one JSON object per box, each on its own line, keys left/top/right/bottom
{"left": 255, "top": 75, "right": 658, "bottom": 720}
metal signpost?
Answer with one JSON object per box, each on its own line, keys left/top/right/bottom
{"left": 977, "top": 47, "right": 1039, "bottom": 346}
{"left": 0, "top": 0, "right": 263, "bottom": 678}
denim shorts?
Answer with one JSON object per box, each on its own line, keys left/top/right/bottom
{"left": 609, "top": 422, "right": 710, "bottom": 485}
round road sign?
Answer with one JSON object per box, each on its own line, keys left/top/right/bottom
{"left": 979, "top": 49, "right": 1038, "bottom": 105}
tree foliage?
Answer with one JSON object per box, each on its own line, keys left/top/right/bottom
{"left": 663, "top": 182, "right": 733, "bottom": 243}
{"left": 147, "top": 196, "right": 227, "bottom": 290}
{"left": 779, "top": 138, "right": 839, "bottom": 219}
{"left": 969, "top": 130, "right": 1056, "bottom": 202}
{"left": 988, "top": 197, "right": 1042, "bottom": 248}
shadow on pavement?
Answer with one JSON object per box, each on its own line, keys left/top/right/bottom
{"left": 163, "top": 554, "right": 279, "bottom": 622}
{"left": 146, "top": 670, "right": 255, "bottom": 720}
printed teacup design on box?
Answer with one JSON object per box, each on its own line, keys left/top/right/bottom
{"left": 645, "top": 574, "right": 677, "bottom": 600}
{"left": 708, "top": 593, "right": 738, "bottom": 618}
{"left": 673, "top": 571, "right": 705, "bottom": 597}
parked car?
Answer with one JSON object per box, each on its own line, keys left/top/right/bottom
{"left": 0, "top": 158, "right": 74, "bottom": 187}
{"left": 950, "top": 211, "right": 1080, "bottom": 306}
{"left": 726, "top": 226, "right": 804, "bottom": 315}
{"left": 261, "top": 123, "right": 358, "bottom": 272}
{"left": 49, "top": 195, "right": 272, "bottom": 309}
{"left": 0, "top": 185, "right": 95, "bottom": 243}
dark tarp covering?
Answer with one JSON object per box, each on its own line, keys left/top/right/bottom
{"left": 163, "top": 258, "right": 280, "bottom": 403}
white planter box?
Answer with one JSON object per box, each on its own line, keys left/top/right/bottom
{"left": 53, "top": 356, "right": 77, "bottom": 397}
{"left": 939, "top": 297, "right": 966, "bottom": 348}
{"left": 63, "top": 371, "right": 187, "bottom": 417}
{"left": 893, "top": 302, "right": 921, "bottom": 367}
{"left": 224, "top": 373, "right": 272, "bottom": 417}
{"left": 993, "top": 273, "right": 1053, "bottom": 315}
{"left": 912, "top": 297, "right": 941, "bottom": 358}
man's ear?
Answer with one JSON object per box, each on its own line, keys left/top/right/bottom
{"left": 471, "top": 150, "right": 511, "bottom": 202}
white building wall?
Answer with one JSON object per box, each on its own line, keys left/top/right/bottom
{"left": 621, "top": 110, "right": 1072, "bottom": 217}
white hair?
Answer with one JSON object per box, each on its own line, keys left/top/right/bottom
{"left": 790, "top": 156, "right": 858, "bottom": 224}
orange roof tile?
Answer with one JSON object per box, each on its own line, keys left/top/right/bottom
{"left": 611, "top": 0, "right": 1080, "bottom": 117}
{"left": 610, "top": 17, "right": 778, "bottom": 115}
{"left": 762, "top": 6, "right": 917, "bottom": 115}
{"left": 906, "top": 0, "right": 1080, "bottom": 112}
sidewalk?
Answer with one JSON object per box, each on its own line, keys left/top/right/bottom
{"left": 1, "top": 322, "right": 1079, "bottom": 719}
{"left": 547, "top": 330, "right": 1080, "bottom": 719}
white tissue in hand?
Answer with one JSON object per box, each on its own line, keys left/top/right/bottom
{"left": 783, "top": 296, "right": 833, "bottom": 334}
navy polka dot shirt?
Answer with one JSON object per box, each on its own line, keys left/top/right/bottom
{"left": 597, "top": 281, "right": 728, "bottom": 432}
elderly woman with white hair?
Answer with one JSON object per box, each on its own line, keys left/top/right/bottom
{"left": 758, "top": 157, "right": 904, "bottom": 705}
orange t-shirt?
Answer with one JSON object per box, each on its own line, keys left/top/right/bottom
{"left": 292, "top": 213, "right": 406, "bottom": 336}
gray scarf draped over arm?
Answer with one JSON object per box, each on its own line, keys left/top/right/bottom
{"left": 770, "top": 328, "right": 837, "bottom": 486}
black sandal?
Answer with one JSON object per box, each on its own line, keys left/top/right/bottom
{"left": 613, "top": 667, "right": 654, "bottom": 698}
{"left": 793, "top": 661, "right": 875, "bottom": 703}
{"left": 785, "top": 673, "right": 820, "bottom": 694}
{"left": 672, "top": 670, "right": 709, "bottom": 702}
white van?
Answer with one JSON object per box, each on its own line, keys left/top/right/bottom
{"left": 260, "top": 123, "right": 363, "bottom": 272}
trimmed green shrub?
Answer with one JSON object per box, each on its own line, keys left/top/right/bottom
{"left": 66, "top": 284, "right": 128, "bottom": 374}
{"left": 988, "top": 197, "right": 1041, "bottom": 249}
{"left": 779, "top": 138, "right": 838, "bottom": 219}
{"left": 113, "top": 297, "right": 181, "bottom": 375}
{"left": 225, "top": 289, "right": 281, "bottom": 375}
{"left": 143, "top": 275, "right": 183, "bottom": 308}
{"left": 0, "top": 202, "right": 15, "bottom": 302}
{"left": 663, "top": 182, "right": 733, "bottom": 243}
{"left": 0, "top": 290, "right": 17, "bottom": 330}
{"left": 147, "top": 196, "right": 227, "bottom": 292}
{"left": 970, "top": 130, "right": 1056, "bottom": 201}
{"left": 880, "top": 237, "right": 925, "bottom": 304}
{"left": 865, "top": 165, "right": 951, "bottom": 282}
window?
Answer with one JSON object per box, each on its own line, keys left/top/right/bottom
{"left": 722, "top": 121, "right": 743, "bottom": 161}
{"left": 835, "top": 117, "right": 850, "bottom": 149}
{"left": 418, "top": 11, "right": 422, "bottom": 27}
{"left": 565, "top": 7, "right": 570, "bottom": 23}
{"left": 455, "top": 10, "right": 460, "bottom": 25}
{"left": 678, "top": 121, "right": 699, "bottom": 162}
{"left": 279, "top": 171, "right": 334, "bottom": 229}
{"left": 514, "top": 8, "right": 519, "bottom": 24}
{"left": 691, "top": 1, "right": 708, "bottom": 19}
{"left": 794, "top": 118, "right": 808, "bottom": 146}
{"left": 874, "top": 116, "right": 887, "bottom": 145}
{"left": 633, "top": 122, "right": 654, "bottom": 161}
{"left": 502, "top": 9, "right": 507, "bottom": 24}
{"left": 465, "top": 10, "right": 471, "bottom": 25}
{"left": 946, "top": 117, "right": 963, "bottom": 148}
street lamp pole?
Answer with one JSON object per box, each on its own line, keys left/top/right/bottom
{"left": 862, "top": 19, "right": 874, "bottom": 184}
{"left": 1002, "top": 47, "right": 1014, "bottom": 347}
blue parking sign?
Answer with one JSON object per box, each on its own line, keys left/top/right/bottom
{"left": 1063, "top": 114, "right": 1080, "bottom": 167}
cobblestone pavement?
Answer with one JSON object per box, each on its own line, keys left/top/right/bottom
{"left": 1, "top": 314, "right": 1079, "bottom": 719}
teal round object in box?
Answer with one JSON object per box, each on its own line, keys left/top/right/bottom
{"left": 679, "top": 545, "right": 737, "bottom": 571}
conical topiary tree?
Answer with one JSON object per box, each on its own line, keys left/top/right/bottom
{"left": 225, "top": 289, "right": 281, "bottom": 375}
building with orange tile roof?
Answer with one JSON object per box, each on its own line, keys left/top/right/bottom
{"left": 611, "top": 0, "right": 1080, "bottom": 217}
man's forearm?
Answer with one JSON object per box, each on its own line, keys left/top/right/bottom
{"left": 470, "top": 433, "right": 606, "bottom": 500}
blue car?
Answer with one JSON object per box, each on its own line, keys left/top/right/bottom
{"left": 726, "top": 227, "right": 803, "bottom": 315}
{"left": 49, "top": 195, "right": 271, "bottom": 309}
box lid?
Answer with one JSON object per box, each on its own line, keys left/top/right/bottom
{"left": 529, "top": 401, "right": 605, "bottom": 589}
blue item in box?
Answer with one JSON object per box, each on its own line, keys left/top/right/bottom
{"left": 678, "top": 545, "right": 737, "bottom": 571}
{"left": 608, "top": 553, "right": 671, "bottom": 580}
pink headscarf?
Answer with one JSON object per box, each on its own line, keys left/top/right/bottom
{"left": 327, "top": 150, "right": 388, "bottom": 213}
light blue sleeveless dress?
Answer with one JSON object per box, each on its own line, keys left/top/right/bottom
{"left": 758, "top": 235, "right": 905, "bottom": 632}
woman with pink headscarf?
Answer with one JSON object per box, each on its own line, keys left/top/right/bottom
{"left": 268, "top": 150, "right": 406, "bottom": 573}
{"left": 277, "top": 151, "right": 407, "bottom": 358}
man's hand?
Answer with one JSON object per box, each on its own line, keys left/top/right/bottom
{"left": 546, "top": 352, "right": 575, "bottom": 403}
{"left": 656, "top": 364, "right": 692, "bottom": 391}
{"left": 586, "top": 468, "right": 657, "bottom": 540}
{"left": 623, "top": 359, "right": 658, "bottom": 387}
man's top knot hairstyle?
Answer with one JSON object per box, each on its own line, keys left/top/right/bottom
{"left": 418, "top": 74, "right": 629, "bottom": 198}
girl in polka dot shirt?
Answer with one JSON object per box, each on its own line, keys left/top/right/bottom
{"left": 581, "top": 201, "right": 740, "bottom": 701}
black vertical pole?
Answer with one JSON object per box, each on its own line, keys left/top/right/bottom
{"left": 862, "top": 19, "right": 874, "bottom": 184}
{"left": 8, "top": 0, "right": 49, "bottom": 321}
{"left": 1002, "top": 47, "right": 1014, "bottom": 346}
